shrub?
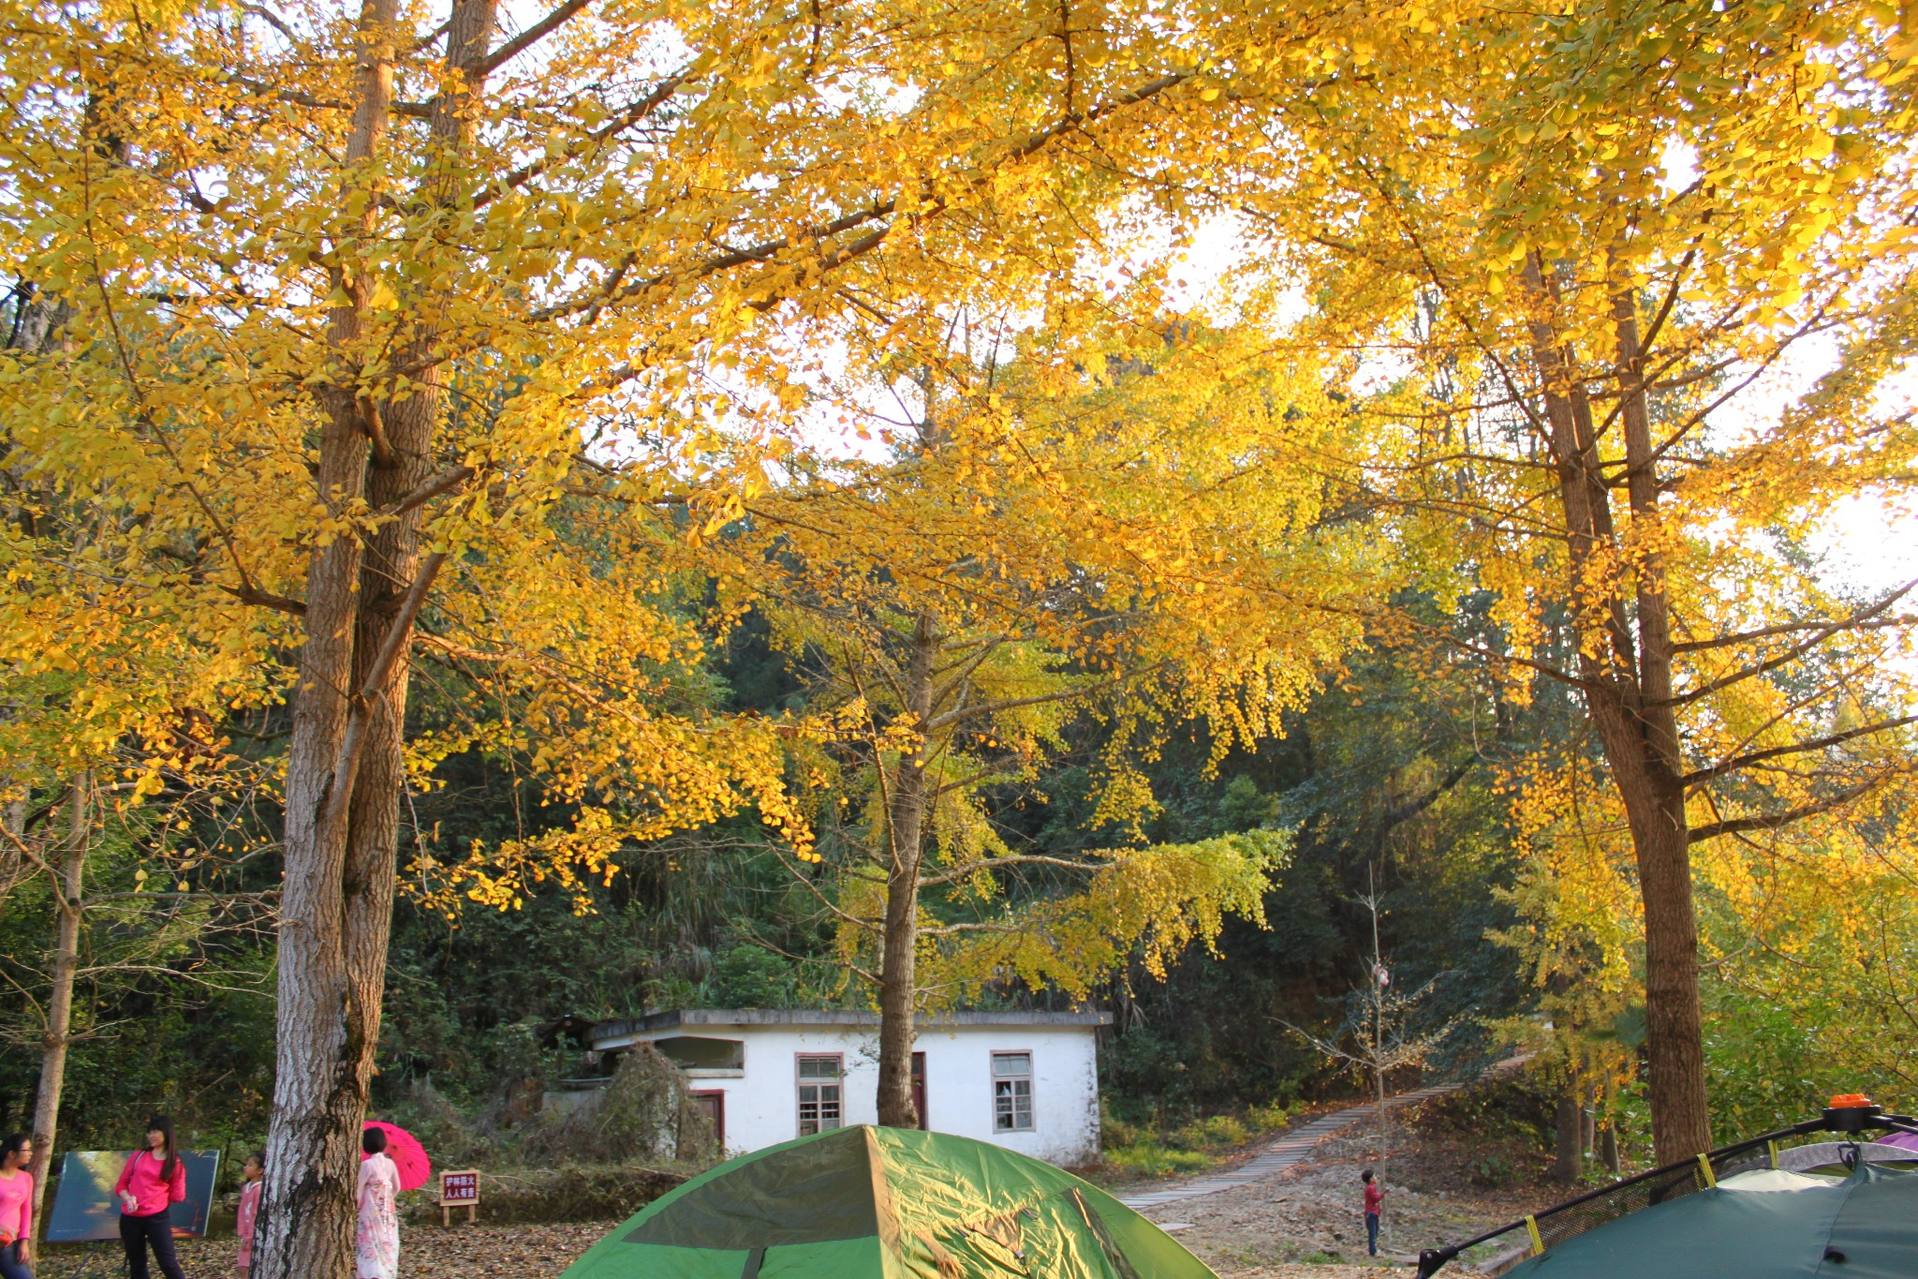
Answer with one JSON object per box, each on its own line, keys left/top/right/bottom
{"left": 1102, "top": 1142, "right": 1211, "bottom": 1178}
{"left": 1170, "top": 1113, "right": 1250, "bottom": 1151}
{"left": 1247, "top": 1099, "right": 1295, "bottom": 1132}
{"left": 1099, "top": 1103, "right": 1140, "bottom": 1151}
{"left": 398, "top": 1160, "right": 689, "bottom": 1225}
{"left": 1199, "top": 1115, "right": 1249, "bottom": 1147}
{"left": 380, "top": 1076, "right": 501, "bottom": 1169}
{"left": 520, "top": 1047, "right": 718, "bottom": 1165}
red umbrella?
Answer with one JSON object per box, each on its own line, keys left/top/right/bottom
{"left": 361, "top": 1120, "right": 431, "bottom": 1192}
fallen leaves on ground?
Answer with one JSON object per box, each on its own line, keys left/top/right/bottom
{"left": 34, "top": 1218, "right": 621, "bottom": 1277}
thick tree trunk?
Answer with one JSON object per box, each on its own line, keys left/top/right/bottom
{"left": 876, "top": 613, "right": 937, "bottom": 1128}
{"left": 255, "top": 8, "right": 491, "bottom": 1272}
{"left": 28, "top": 777, "right": 87, "bottom": 1226}
{"left": 1521, "top": 261, "right": 1712, "bottom": 1163}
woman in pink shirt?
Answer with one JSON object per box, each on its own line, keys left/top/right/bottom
{"left": 113, "top": 1114, "right": 188, "bottom": 1279}
{"left": 0, "top": 1132, "right": 33, "bottom": 1279}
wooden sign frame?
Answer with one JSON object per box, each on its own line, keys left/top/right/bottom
{"left": 437, "top": 1168, "right": 480, "bottom": 1226}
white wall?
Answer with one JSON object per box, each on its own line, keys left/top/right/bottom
{"left": 601, "top": 1021, "right": 1102, "bottom": 1165}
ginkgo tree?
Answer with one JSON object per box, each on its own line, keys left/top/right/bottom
{"left": 693, "top": 311, "right": 1373, "bottom": 1125}
{"left": 2, "top": 0, "right": 1339, "bottom": 1273}
{"left": 1190, "top": 0, "right": 1918, "bottom": 1159}
{"left": 2, "top": 278, "right": 291, "bottom": 1222}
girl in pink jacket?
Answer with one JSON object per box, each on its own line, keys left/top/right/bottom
{"left": 233, "top": 1152, "right": 264, "bottom": 1278}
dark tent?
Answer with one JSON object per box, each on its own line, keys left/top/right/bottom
{"left": 560, "top": 1124, "right": 1220, "bottom": 1278}
{"left": 1501, "top": 1164, "right": 1918, "bottom": 1279}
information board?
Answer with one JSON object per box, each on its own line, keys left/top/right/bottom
{"left": 45, "top": 1149, "right": 222, "bottom": 1243}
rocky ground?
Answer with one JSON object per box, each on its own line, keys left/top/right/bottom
{"left": 35, "top": 1084, "right": 1560, "bottom": 1277}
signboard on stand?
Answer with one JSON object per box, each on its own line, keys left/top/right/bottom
{"left": 439, "top": 1168, "right": 480, "bottom": 1226}
{"left": 46, "top": 1150, "right": 222, "bottom": 1242}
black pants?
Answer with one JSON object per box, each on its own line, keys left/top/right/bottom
{"left": 119, "top": 1209, "right": 185, "bottom": 1279}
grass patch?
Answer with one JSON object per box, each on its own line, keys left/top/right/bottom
{"left": 1101, "top": 1141, "right": 1214, "bottom": 1178}
{"left": 1095, "top": 1094, "right": 1303, "bottom": 1181}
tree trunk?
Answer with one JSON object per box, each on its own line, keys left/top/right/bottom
{"left": 1611, "top": 294, "right": 1710, "bottom": 1161}
{"left": 1554, "top": 1080, "right": 1583, "bottom": 1183}
{"left": 876, "top": 613, "right": 937, "bottom": 1128}
{"left": 1520, "top": 260, "right": 1712, "bottom": 1163}
{"left": 256, "top": 0, "right": 492, "bottom": 1266}
{"left": 254, "top": 3, "right": 399, "bottom": 1274}
{"left": 28, "top": 776, "right": 87, "bottom": 1227}
{"left": 1371, "top": 891, "right": 1386, "bottom": 1124}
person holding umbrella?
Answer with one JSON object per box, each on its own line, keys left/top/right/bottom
{"left": 355, "top": 1126, "right": 402, "bottom": 1279}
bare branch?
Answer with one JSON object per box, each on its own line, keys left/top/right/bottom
{"left": 476, "top": 0, "right": 591, "bottom": 75}
{"left": 1681, "top": 715, "right": 1918, "bottom": 788}
{"left": 1663, "top": 577, "right": 1918, "bottom": 707}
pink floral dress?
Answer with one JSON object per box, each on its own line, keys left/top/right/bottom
{"left": 354, "top": 1152, "right": 401, "bottom": 1279}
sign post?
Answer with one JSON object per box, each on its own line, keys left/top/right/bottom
{"left": 438, "top": 1169, "right": 480, "bottom": 1226}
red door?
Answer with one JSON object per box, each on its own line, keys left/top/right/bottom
{"left": 911, "top": 1052, "right": 928, "bottom": 1130}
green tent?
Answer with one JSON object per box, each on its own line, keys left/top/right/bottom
{"left": 559, "top": 1124, "right": 1221, "bottom": 1278}
{"left": 1501, "top": 1164, "right": 1918, "bottom": 1279}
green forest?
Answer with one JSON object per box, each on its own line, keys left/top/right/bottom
{"left": 5, "top": 585, "right": 1903, "bottom": 1178}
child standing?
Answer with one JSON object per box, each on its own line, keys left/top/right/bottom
{"left": 233, "top": 1152, "right": 264, "bottom": 1278}
{"left": 1361, "top": 1168, "right": 1385, "bottom": 1257}
{"left": 0, "top": 1132, "right": 34, "bottom": 1279}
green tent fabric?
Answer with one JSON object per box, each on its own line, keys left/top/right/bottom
{"left": 559, "top": 1125, "right": 1221, "bottom": 1279}
{"left": 1502, "top": 1163, "right": 1918, "bottom": 1279}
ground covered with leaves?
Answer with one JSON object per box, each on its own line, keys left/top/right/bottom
{"left": 38, "top": 1082, "right": 1560, "bottom": 1278}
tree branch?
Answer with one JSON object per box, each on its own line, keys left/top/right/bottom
{"left": 1672, "top": 613, "right": 1917, "bottom": 653}
{"left": 476, "top": 0, "right": 590, "bottom": 75}
{"left": 1681, "top": 715, "right": 1918, "bottom": 788}
{"left": 1662, "top": 577, "right": 1918, "bottom": 706}
{"left": 1687, "top": 773, "right": 1895, "bottom": 844}
{"left": 321, "top": 552, "right": 449, "bottom": 830}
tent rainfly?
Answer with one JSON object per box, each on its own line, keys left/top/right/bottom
{"left": 1500, "top": 1163, "right": 1918, "bottom": 1279}
{"left": 1418, "top": 1094, "right": 1918, "bottom": 1279}
{"left": 559, "top": 1124, "right": 1221, "bottom": 1279}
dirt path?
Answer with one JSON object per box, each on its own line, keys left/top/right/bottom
{"left": 1121, "top": 1081, "right": 1475, "bottom": 1214}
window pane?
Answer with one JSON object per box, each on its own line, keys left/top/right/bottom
{"left": 993, "top": 1074, "right": 1034, "bottom": 1130}
{"left": 992, "top": 1052, "right": 1032, "bottom": 1078}
{"left": 799, "top": 1057, "right": 841, "bottom": 1137}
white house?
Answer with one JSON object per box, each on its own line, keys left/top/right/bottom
{"left": 585, "top": 1008, "right": 1112, "bottom": 1165}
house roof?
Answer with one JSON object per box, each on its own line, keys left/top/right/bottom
{"left": 591, "top": 1007, "right": 1112, "bottom": 1044}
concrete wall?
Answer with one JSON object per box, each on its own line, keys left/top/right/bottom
{"left": 596, "top": 1020, "right": 1102, "bottom": 1164}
